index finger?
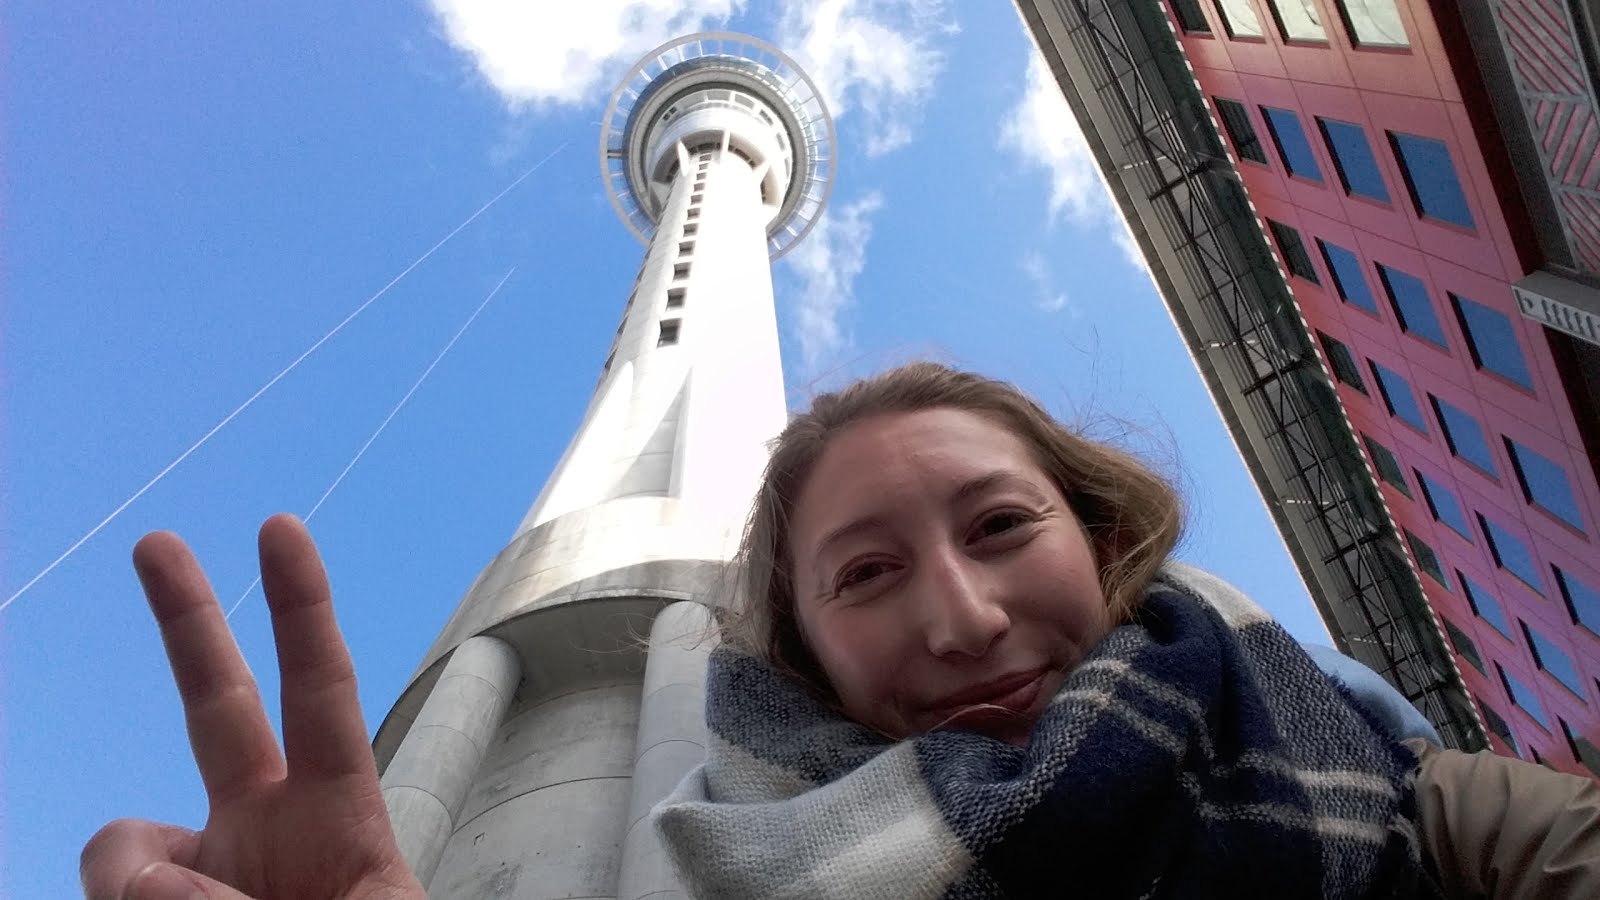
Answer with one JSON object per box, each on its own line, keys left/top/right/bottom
{"left": 134, "top": 531, "right": 286, "bottom": 802}
{"left": 256, "top": 514, "right": 376, "bottom": 779}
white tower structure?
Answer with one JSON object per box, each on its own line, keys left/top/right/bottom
{"left": 371, "top": 33, "right": 834, "bottom": 899}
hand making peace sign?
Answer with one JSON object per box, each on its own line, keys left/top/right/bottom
{"left": 79, "top": 515, "right": 425, "bottom": 900}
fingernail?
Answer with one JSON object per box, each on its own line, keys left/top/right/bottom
{"left": 125, "top": 862, "right": 206, "bottom": 900}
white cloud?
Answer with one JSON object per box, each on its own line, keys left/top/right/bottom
{"left": 782, "top": 192, "right": 884, "bottom": 369}
{"left": 999, "top": 49, "right": 1106, "bottom": 226}
{"left": 777, "top": 0, "right": 952, "bottom": 157}
{"left": 1020, "top": 250, "right": 1073, "bottom": 315}
{"left": 424, "top": 0, "right": 744, "bottom": 108}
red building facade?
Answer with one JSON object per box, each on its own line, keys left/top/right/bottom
{"left": 1165, "top": 0, "right": 1600, "bottom": 773}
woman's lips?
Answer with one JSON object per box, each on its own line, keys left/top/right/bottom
{"left": 923, "top": 669, "right": 1048, "bottom": 731}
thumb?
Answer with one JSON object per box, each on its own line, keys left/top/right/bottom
{"left": 124, "top": 863, "right": 255, "bottom": 900}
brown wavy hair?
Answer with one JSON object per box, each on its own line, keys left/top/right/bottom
{"left": 724, "top": 362, "right": 1184, "bottom": 700}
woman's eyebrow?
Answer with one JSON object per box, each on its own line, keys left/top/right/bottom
{"left": 948, "top": 471, "right": 1049, "bottom": 506}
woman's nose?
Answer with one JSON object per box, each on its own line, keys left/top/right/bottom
{"left": 919, "top": 550, "right": 1009, "bottom": 658}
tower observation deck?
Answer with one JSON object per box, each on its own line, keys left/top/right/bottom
{"left": 370, "top": 33, "right": 833, "bottom": 899}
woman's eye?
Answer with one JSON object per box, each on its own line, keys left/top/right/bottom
{"left": 972, "top": 510, "right": 1029, "bottom": 540}
{"left": 836, "top": 560, "right": 892, "bottom": 592}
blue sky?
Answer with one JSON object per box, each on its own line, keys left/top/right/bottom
{"left": 3, "top": 2, "right": 1326, "bottom": 894}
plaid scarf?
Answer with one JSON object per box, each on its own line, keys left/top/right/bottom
{"left": 654, "top": 565, "right": 1437, "bottom": 899}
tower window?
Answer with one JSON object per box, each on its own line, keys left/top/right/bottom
{"left": 1215, "top": 98, "right": 1267, "bottom": 164}
{"left": 1479, "top": 514, "right": 1543, "bottom": 593}
{"left": 1218, "top": 0, "right": 1265, "bottom": 37}
{"left": 1318, "top": 118, "right": 1389, "bottom": 202}
{"left": 1269, "top": 0, "right": 1327, "bottom": 41}
{"left": 1431, "top": 396, "right": 1496, "bottom": 475}
{"left": 1319, "top": 240, "right": 1379, "bottom": 314}
{"left": 1170, "top": 0, "right": 1213, "bottom": 33}
{"left": 1362, "top": 434, "right": 1410, "bottom": 496}
{"left": 1389, "top": 133, "right": 1475, "bottom": 229}
{"left": 1336, "top": 0, "right": 1408, "bottom": 47}
{"left": 679, "top": 241, "right": 695, "bottom": 257}
{"left": 1558, "top": 568, "right": 1600, "bottom": 635}
{"left": 691, "top": 192, "right": 704, "bottom": 204}
{"left": 1403, "top": 529, "right": 1449, "bottom": 589}
{"left": 1317, "top": 332, "right": 1366, "bottom": 392}
{"left": 1443, "top": 618, "right": 1484, "bottom": 674}
{"left": 1522, "top": 621, "right": 1585, "bottom": 698}
{"left": 1453, "top": 294, "right": 1533, "bottom": 389}
{"left": 1267, "top": 219, "right": 1319, "bottom": 282}
{"left": 1563, "top": 719, "right": 1600, "bottom": 776}
{"left": 1478, "top": 697, "right": 1520, "bottom": 754}
{"left": 683, "top": 223, "right": 699, "bottom": 236}
{"left": 1505, "top": 439, "right": 1585, "bottom": 531}
{"left": 658, "top": 319, "right": 682, "bottom": 346}
{"left": 1262, "top": 107, "right": 1323, "bottom": 182}
{"left": 666, "top": 287, "right": 686, "bottom": 308}
{"left": 1416, "top": 470, "right": 1473, "bottom": 540}
{"left": 687, "top": 207, "right": 700, "bottom": 220}
{"left": 1500, "top": 664, "right": 1550, "bottom": 729}
{"left": 1378, "top": 264, "right": 1447, "bottom": 348}
{"left": 673, "top": 262, "right": 690, "bottom": 280}
{"left": 1461, "top": 571, "right": 1513, "bottom": 637}
{"left": 1370, "top": 361, "right": 1428, "bottom": 432}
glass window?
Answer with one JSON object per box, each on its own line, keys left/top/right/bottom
{"left": 1268, "top": 219, "right": 1320, "bottom": 282}
{"left": 1404, "top": 530, "right": 1449, "bottom": 588}
{"left": 1337, "top": 0, "right": 1409, "bottom": 46}
{"left": 1370, "top": 361, "right": 1428, "bottom": 432}
{"left": 1505, "top": 440, "right": 1585, "bottom": 531}
{"left": 1389, "top": 132, "right": 1475, "bottom": 228}
{"left": 1416, "top": 471, "right": 1473, "bottom": 540}
{"left": 1500, "top": 664, "right": 1550, "bottom": 729}
{"left": 1270, "top": 0, "right": 1327, "bottom": 40}
{"left": 666, "top": 287, "right": 686, "bottom": 309}
{"left": 1452, "top": 294, "right": 1533, "bottom": 389}
{"left": 1363, "top": 434, "right": 1410, "bottom": 496}
{"left": 1522, "top": 622, "right": 1585, "bottom": 697}
{"left": 1319, "top": 240, "right": 1380, "bottom": 314}
{"left": 1461, "top": 572, "right": 1513, "bottom": 637}
{"left": 1377, "top": 265, "right": 1447, "bottom": 348}
{"left": 1318, "top": 332, "right": 1367, "bottom": 392}
{"left": 1319, "top": 119, "right": 1389, "bottom": 201}
{"left": 1218, "top": 0, "right": 1266, "bottom": 37}
{"left": 1431, "top": 396, "right": 1496, "bottom": 474}
{"left": 1480, "top": 514, "right": 1544, "bottom": 593}
{"left": 657, "top": 319, "right": 682, "bottom": 347}
{"left": 1170, "top": 0, "right": 1213, "bottom": 31}
{"left": 1263, "top": 107, "right": 1323, "bottom": 182}
{"left": 1563, "top": 718, "right": 1600, "bottom": 776}
{"left": 1558, "top": 568, "right": 1600, "bottom": 634}
{"left": 1444, "top": 618, "right": 1485, "bottom": 673}
{"left": 1216, "top": 98, "right": 1267, "bottom": 163}
{"left": 1478, "top": 697, "right": 1520, "bottom": 754}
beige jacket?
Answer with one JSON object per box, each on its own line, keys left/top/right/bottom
{"left": 1408, "top": 739, "right": 1600, "bottom": 898}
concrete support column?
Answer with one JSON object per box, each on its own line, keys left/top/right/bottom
{"left": 380, "top": 634, "right": 521, "bottom": 888}
{"left": 615, "top": 601, "right": 717, "bottom": 900}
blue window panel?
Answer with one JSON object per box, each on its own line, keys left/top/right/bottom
{"left": 1390, "top": 132, "right": 1475, "bottom": 228}
{"left": 1452, "top": 295, "right": 1533, "bottom": 389}
{"left": 1319, "top": 118, "right": 1390, "bottom": 202}
{"left": 1478, "top": 697, "right": 1520, "bottom": 754}
{"left": 1263, "top": 107, "right": 1324, "bottom": 183}
{"left": 1558, "top": 568, "right": 1600, "bottom": 634}
{"left": 1405, "top": 530, "right": 1450, "bottom": 588}
{"left": 1370, "top": 361, "right": 1428, "bottom": 432}
{"left": 1480, "top": 514, "right": 1544, "bottom": 593}
{"left": 1500, "top": 665, "right": 1550, "bottom": 729}
{"left": 1461, "top": 572, "right": 1512, "bottom": 637}
{"left": 1320, "top": 240, "right": 1380, "bottom": 314}
{"left": 1506, "top": 440, "right": 1586, "bottom": 532}
{"left": 1431, "top": 396, "right": 1497, "bottom": 474}
{"left": 1417, "top": 471, "right": 1473, "bottom": 540}
{"left": 1523, "top": 622, "right": 1586, "bottom": 698}
{"left": 1378, "top": 264, "right": 1448, "bottom": 348}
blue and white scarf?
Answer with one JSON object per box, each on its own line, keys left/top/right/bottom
{"left": 654, "top": 565, "right": 1438, "bottom": 899}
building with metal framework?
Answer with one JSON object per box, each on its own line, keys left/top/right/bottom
{"left": 1014, "top": 0, "right": 1600, "bottom": 771}
{"left": 369, "top": 33, "right": 833, "bottom": 898}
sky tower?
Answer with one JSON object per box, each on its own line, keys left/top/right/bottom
{"left": 369, "top": 33, "right": 833, "bottom": 899}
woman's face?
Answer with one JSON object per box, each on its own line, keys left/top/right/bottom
{"left": 788, "top": 408, "right": 1111, "bottom": 744}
